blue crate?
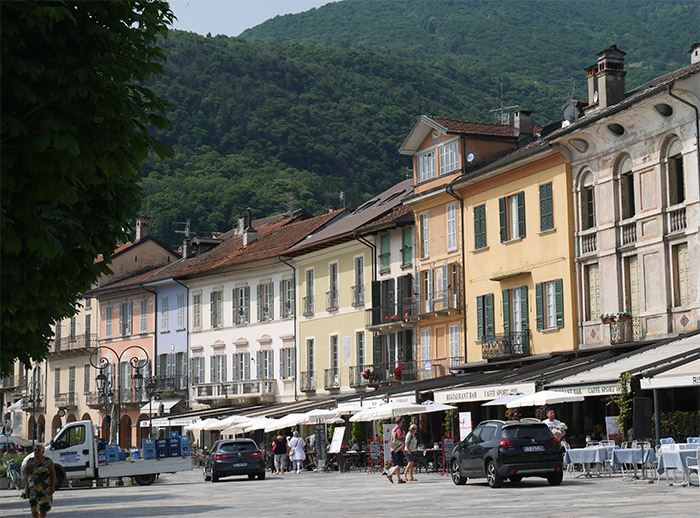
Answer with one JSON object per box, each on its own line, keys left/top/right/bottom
{"left": 98, "top": 451, "right": 107, "bottom": 463}
{"left": 118, "top": 452, "right": 127, "bottom": 461}
{"left": 169, "top": 447, "right": 180, "bottom": 457}
{"left": 142, "top": 438, "right": 156, "bottom": 449}
{"left": 142, "top": 447, "right": 156, "bottom": 460}
{"left": 106, "top": 452, "right": 119, "bottom": 463}
{"left": 179, "top": 436, "right": 190, "bottom": 456}
{"left": 169, "top": 431, "right": 180, "bottom": 439}
{"left": 168, "top": 438, "right": 180, "bottom": 447}
{"left": 108, "top": 444, "right": 121, "bottom": 456}
{"left": 156, "top": 447, "right": 168, "bottom": 459}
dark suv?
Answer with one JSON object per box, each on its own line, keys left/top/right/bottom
{"left": 203, "top": 439, "right": 266, "bottom": 482}
{"left": 450, "top": 419, "right": 563, "bottom": 488}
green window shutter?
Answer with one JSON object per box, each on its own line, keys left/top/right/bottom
{"left": 502, "top": 289, "right": 510, "bottom": 334}
{"left": 499, "top": 197, "right": 507, "bottom": 242}
{"left": 535, "top": 282, "right": 544, "bottom": 331}
{"left": 257, "top": 284, "right": 262, "bottom": 321}
{"left": 474, "top": 205, "right": 486, "bottom": 249}
{"left": 397, "top": 278, "right": 403, "bottom": 317}
{"left": 540, "top": 183, "right": 553, "bottom": 231}
{"left": 520, "top": 285, "right": 528, "bottom": 328}
{"left": 486, "top": 293, "right": 494, "bottom": 337}
{"left": 517, "top": 191, "right": 526, "bottom": 238}
{"left": 388, "top": 278, "right": 395, "bottom": 314}
{"left": 555, "top": 279, "right": 564, "bottom": 328}
{"left": 476, "top": 296, "right": 484, "bottom": 340}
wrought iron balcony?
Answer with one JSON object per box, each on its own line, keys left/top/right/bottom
{"left": 153, "top": 375, "right": 187, "bottom": 392}
{"left": 480, "top": 330, "right": 531, "bottom": 360}
{"left": 193, "top": 380, "right": 275, "bottom": 401}
{"left": 349, "top": 365, "right": 368, "bottom": 388}
{"left": 300, "top": 371, "right": 315, "bottom": 391}
{"left": 352, "top": 285, "right": 365, "bottom": 306}
{"left": 302, "top": 296, "right": 314, "bottom": 316}
{"left": 407, "top": 287, "right": 462, "bottom": 318}
{"left": 326, "top": 290, "right": 339, "bottom": 311}
{"left": 356, "top": 361, "right": 419, "bottom": 385}
{"left": 50, "top": 333, "right": 98, "bottom": 355}
{"left": 365, "top": 301, "right": 414, "bottom": 330}
{"left": 54, "top": 392, "right": 77, "bottom": 408}
{"left": 323, "top": 368, "right": 340, "bottom": 389}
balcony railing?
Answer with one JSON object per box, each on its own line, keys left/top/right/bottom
{"left": 352, "top": 285, "right": 364, "bottom": 306}
{"left": 0, "top": 375, "right": 15, "bottom": 390}
{"left": 22, "top": 396, "right": 43, "bottom": 411}
{"left": 326, "top": 290, "right": 339, "bottom": 311}
{"left": 620, "top": 222, "right": 637, "bottom": 245}
{"left": 50, "top": 333, "right": 98, "bottom": 354}
{"left": 358, "top": 361, "right": 420, "bottom": 385}
{"left": 302, "top": 296, "right": 314, "bottom": 316}
{"left": 668, "top": 206, "right": 686, "bottom": 233}
{"left": 578, "top": 230, "right": 597, "bottom": 255}
{"left": 479, "top": 330, "right": 531, "bottom": 360}
{"left": 408, "top": 286, "right": 463, "bottom": 317}
{"left": 300, "top": 371, "right": 315, "bottom": 391}
{"left": 153, "top": 375, "right": 187, "bottom": 392}
{"left": 323, "top": 368, "right": 340, "bottom": 389}
{"left": 194, "top": 380, "right": 275, "bottom": 400}
{"left": 430, "top": 356, "right": 464, "bottom": 377}
{"left": 54, "top": 392, "right": 77, "bottom": 408}
{"left": 366, "top": 301, "right": 414, "bottom": 329}
{"left": 349, "top": 365, "right": 368, "bottom": 388}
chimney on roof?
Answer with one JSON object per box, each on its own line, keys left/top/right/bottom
{"left": 135, "top": 216, "right": 152, "bottom": 241}
{"left": 514, "top": 110, "right": 533, "bottom": 139}
{"left": 587, "top": 45, "right": 626, "bottom": 110}
{"left": 181, "top": 238, "right": 192, "bottom": 259}
{"left": 690, "top": 43, "right": 700, "bottom": 64}
{"left": 243, "top": 208, "right": 257, "bottom": 246}
{"left": 562, "top": 98, "right": 586, "bottom": 123}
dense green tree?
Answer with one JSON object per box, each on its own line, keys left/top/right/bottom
{"left": 0, "top": 1, "right": 174, "bottom": 374}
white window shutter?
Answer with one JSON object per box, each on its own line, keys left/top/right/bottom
{"left": 256, "top": 351, "right": 262, "bottom": 379}
{"left": 244, "top": 352, "right": 250, "bottom": 380}
{"left": 269, "top": 349, "right": 274, "bottom": 379}
{"left": 232, "top": 354, "right": 238, "bottom": 382}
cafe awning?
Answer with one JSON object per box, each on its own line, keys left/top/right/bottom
{"left": 433, "top": 382, "right": 536, "bottom": 404}
{"left": 139, "top": 398, "right": 182, "bottom": 416}
{"left": 640, "top": 357, "right": 700, "bottom": 390}
{"left": 545, "top": 333, "right": 700, "bottom": 396}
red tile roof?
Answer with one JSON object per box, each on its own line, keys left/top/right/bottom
{"left": 94, "top": 241, "right": 133, "bottom": 264}
{"left": 427, "top": 116, "right": 516, "bottom": 137}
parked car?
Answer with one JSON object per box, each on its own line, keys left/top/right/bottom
{"left": 450, "top": 419, "right": 563, "bottom": 488}
{"left": 203, "top": 439, "right": 265, "bottom": 482}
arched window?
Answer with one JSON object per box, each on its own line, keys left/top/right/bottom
{"left": 617, "top": 155, "right": 635, "bottom": 220}
{"left": 579, "top": 171, "right": 596, "bottom": 230}
{"left": 665, "top": 138, "right": 685, "bottom": 206}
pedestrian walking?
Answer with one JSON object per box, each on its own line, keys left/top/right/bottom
{"left": 22, "top": 444, "right": 56, "bottom": 518}
{"left": 404, "top": 423, "right": 418, "bottom": 481}
{"left": 385, "top": 416, "right": 407, "bottom": 483}
{"left": 288, "top": 431, "right": 307, "bottom": 473}
{"left": 272, "top": 430, "right": 289, "bottom": 474}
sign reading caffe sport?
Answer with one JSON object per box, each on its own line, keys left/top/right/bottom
{"left": 434, "top": 382, "right": 536, "bottom": 404}
{"left": 548, "top": 383, "right": 621, "bottom": 396}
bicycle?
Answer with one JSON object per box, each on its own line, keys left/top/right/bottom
{"left": 4, "top": 460, "right": 23, "bottom": 490}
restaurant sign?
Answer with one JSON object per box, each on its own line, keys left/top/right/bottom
{"left": 434, "top": 382, "right": 536, "bottom": 404}
{"left": 549, "top": 383, "right": 621, "bottom": 396}
{"left": 140, "top": 418, "right": 198, "bottom": 428}
{"left": 640, "top": 374, "right": 700, "bottom": 390}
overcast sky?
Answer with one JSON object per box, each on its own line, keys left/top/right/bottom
{"left": 169, "top": 0, "right": 335, "bottom": 37}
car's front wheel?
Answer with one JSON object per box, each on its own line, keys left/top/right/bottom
{"left": 547, "top": 471, "right": 563, "bottom": 486}
{"left": 486, "top": 460, "right": 503, "bottom": 488}
{"left": 451, "top": 460, "right": 467, "bottom": 485}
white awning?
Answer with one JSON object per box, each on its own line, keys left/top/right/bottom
{"left": 546, "top": 334, "right": 700, "bottom": 396}
{"left": 140, "top": 417, "right": 199, "bottom": 428}
{"left": 139, "top": 398, "right": 182, "bottom": 416}
{"left": 433, "top": 382, "right": 536, "bottom": 404}
{"left": 640, "top": 358, "right": 700, "bottom": 390}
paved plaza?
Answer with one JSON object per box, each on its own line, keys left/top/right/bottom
{"left": 1, "top": 468, "right": 698, "bottom": 518}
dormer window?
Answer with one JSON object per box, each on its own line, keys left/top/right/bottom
{"left": 439, "top": 140, "right": 459, "bottom": 175}
{"left": 417, "top": 150, "right": 436, "bottom": 182}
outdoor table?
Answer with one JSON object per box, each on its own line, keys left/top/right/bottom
{"left": 344, "top": 451, "right": 365, "bottom": 471}
{"left": 564, "top": 446, "right": 618, "bottom": 477}
{"left": 656, "top": 448, "right": 699, "bottom": 486}
{"left": 414, "top": 448, "right": 441, "bottom": 473}
{"left": 611, "top": 448, "right": 656, "bottom": 479}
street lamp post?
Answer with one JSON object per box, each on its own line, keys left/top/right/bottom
{"left": 145, "top": 378, "right": 157, "bottom": 439}
{"left": 89, "top": 345, "right": 149, "bottom": 447}
{"left": 27, "top": 369, "right": 43, "bottom": 448}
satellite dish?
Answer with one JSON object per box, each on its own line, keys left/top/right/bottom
{"left": 466, "top": 153, "right": 475, "bottom": 163}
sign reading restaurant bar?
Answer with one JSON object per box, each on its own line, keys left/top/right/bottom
{"left": 434, "top": 382, "right": 536, "bottom": 404}
{"left": 547, "top": 383, "right": 621, "bottom": 396}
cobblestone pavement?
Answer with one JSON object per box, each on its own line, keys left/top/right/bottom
{"left": 1, "top": 468, "right": 698, "bottom": 518}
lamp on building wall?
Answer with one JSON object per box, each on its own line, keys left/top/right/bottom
{"left": 89, "top": 345, "right": 149, "bottom": 446}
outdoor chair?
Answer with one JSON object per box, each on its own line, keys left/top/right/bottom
{"left": 685, "top": 448, "right": 699, "bottom": 486}
{"left": 660, "top": 437, "right": 675, "bottom": 445}
{"left": 686, "top": 437, "right": 700, "bottom": 444}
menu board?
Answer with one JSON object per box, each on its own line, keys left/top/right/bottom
{"left": 328, "top": 426, "right": 345, "bottom": 454}
{"left": 368, "top": 440, "right": 382, "bottom": 462}
{"left": 314, "top": 424, "right": 327, "bottom": 468}
{"left": 442, "top": 436, "right": 457, "bottom": 472}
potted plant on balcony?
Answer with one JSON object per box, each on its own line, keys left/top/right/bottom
{"left": 600, "top": 312, "right": 616, "bottom": 324}
{"left": 617, "top": 311, "right": 632, "bottom": 322}
{"left": 362, "top": 368, "right": 378, "bottom": 384}
{"left": 385, "top": 314, "right": 401, "bottom": 323}
{"left": 393, "top": 364, "right": 402, "bottom": 381}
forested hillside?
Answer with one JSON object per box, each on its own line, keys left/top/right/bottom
{"left": 140, "top": 0, "right": 698, "bottom": 245}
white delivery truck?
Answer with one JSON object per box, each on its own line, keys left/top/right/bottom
{"left": 41, "top": 420, "right": 192, "bottom": 487}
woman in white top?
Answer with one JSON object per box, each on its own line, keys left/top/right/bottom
{"left": 288, "top": 431, "right": 307, "bottom": 474}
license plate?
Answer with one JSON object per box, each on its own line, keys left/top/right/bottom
{"left": 523, "top": 445, "right": 545, "bottom": 452}
{"left": 233, "top": 463, "right": 247, "bottom": 467}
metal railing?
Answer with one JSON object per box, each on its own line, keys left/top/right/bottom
{"left": 479, "top": 330, "right": 531, "bottom": 360}
{"left": 54, "top": 392, "right": 77, "bottom": 408}
{"left": 609, "top": 319, "right": 633, "bottom": 344}
{"left": 300, "top": 371, "right": 315, "bottom": 391}
{"left": 356, "top": 361, "right": 420, "bottom": 385}
{"left": 323, "top": 368, "right": 340, "bottom": 389}
{"left": 51, "top": 333, "right": 98, "bottom": 353}
{"left": 194, "top": 380, "right": 275, "bottom": 399}
{"left": 153, "top": 375, "right": 187, "bottom": 392}
{"left": 668, "top": 206, "right": 686, "bottom": 233}
{"left": 366, "top": 301, "right": 414, "bottom": 328}
{"left": 429, "top": 356, "right": 464, "bottom": 377}
{"left": 0, "top": 375, "right": 15, "bottom": 389}
{"left": 352, "top": 285, "right": 364, "bottom": 306}
{"left": 349, "top": 365, "right": 368, "bottom": 388}
{"left": 408, "top": 286, "right": 463, "bottom": 316}
{"left": 620, "top": 222, "right": 637, "bottom": 245}
{"left": 578, "top": 230, "right": 597, "bottom": 255}
{"left": 326, "top": 290, "right": 339, "bottom": 311}
{"left": 302, "top": 296, "right": 314, "bottom": 316}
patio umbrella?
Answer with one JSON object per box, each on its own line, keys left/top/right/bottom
{"left": 506, "top": 390, "right": 584, "bottom": 408}
{"left": 298, "top": 408, "right": 341, "bottom": 425}
{"left": 204, "top": 415, "right": 251, "bottom": 431}
{"left": 184, "top": 418, "right": 219, "bottom": 432}
{"left": 265, "top": 413, "right": 306, "bottom": 432}
{"left": 416, "top": 400, "right": 457, "bottom": 413}
{"left": 481, "top": 393, "right": 525, "bottom": 407}
{"left": 245, "top": 417, "right": 279, "bottom": 433}
{"left": 349, "top": 401, "right": 427, "bottom": 422}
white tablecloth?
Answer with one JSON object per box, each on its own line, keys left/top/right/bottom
{"left": 611, "top": 448, "right": 656, "bottom": 466}
{"left": 564, "top": 446, "right": 617, "bottom": 466}
{"left": 656, "top": 449, "right": 698, "bottom": 475}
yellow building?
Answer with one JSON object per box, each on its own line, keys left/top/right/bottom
{"left": 400, "top": 116, "right": 523, "bottom": 374}
{"left": 453, "top": 141, "right": 578, "bottom": 361}
{"left": 285, "top": 181, "right": 412, "bottom": 396}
